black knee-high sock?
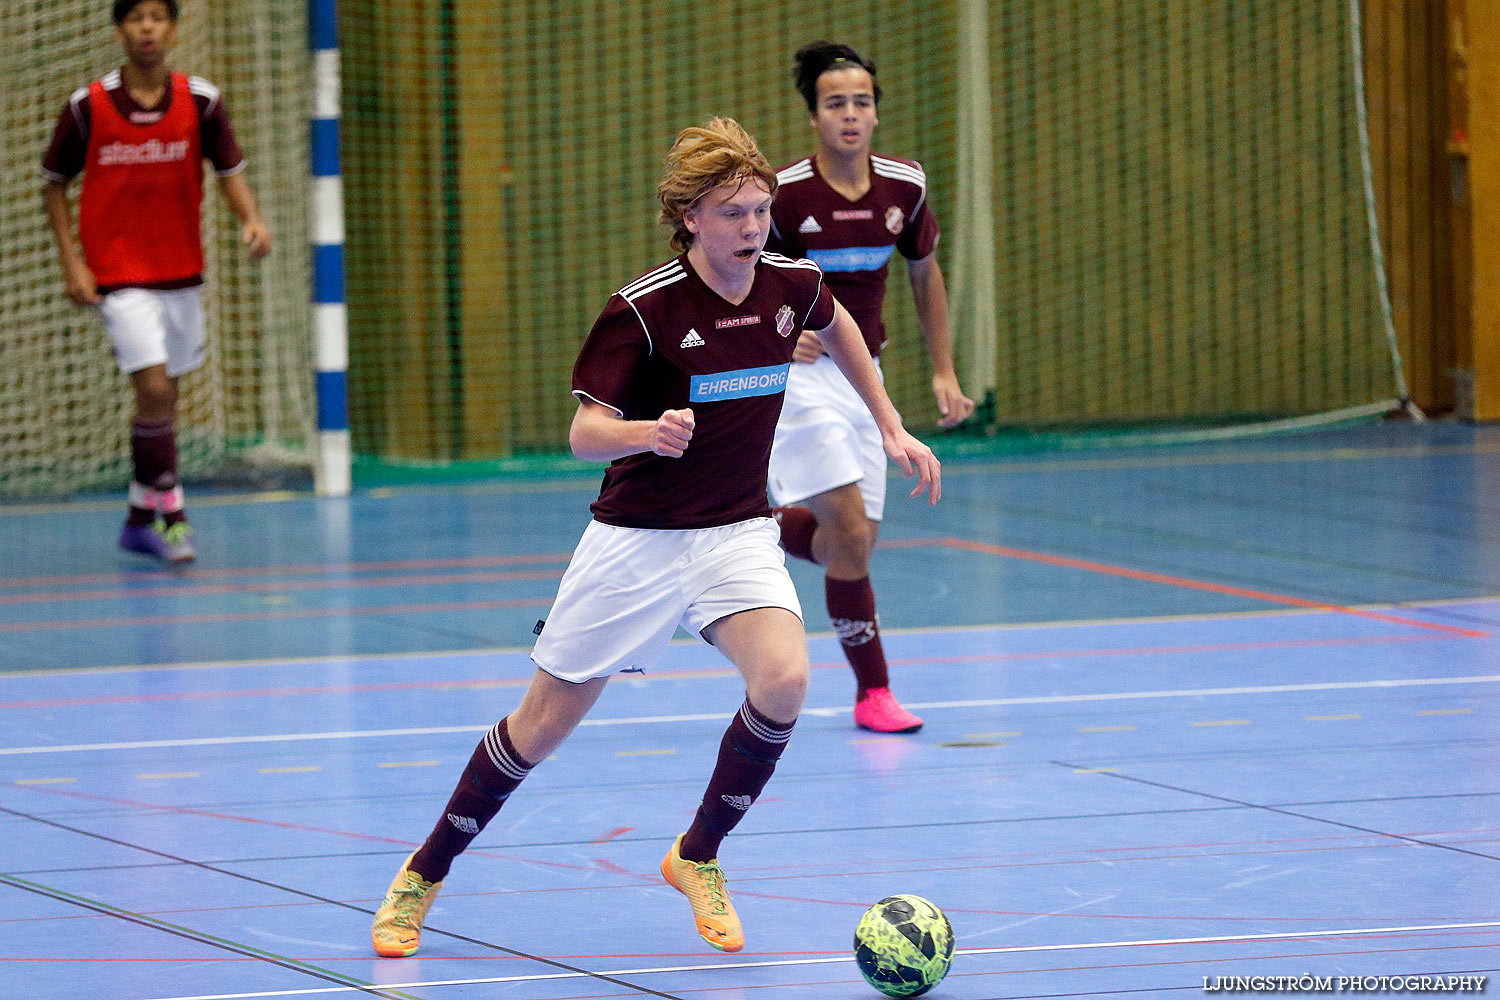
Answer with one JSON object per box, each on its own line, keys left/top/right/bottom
{"left": 679, "top": 699, "right": 796, "bottom": 862}
{"left": 128, "top": 418, "right": 176, "bottom": 525}
{"left": 410, "top": 716, "right": 535, "bottom": 882}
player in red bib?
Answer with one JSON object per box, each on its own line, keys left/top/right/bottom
{"left": 766, "top": 41, "right": 977, "bottom": 734}
{"left": 41, "top": 0, "right": 271, "bottom": 563}
{"left": 371, "top": 118, "right": 940, "bottom": 958}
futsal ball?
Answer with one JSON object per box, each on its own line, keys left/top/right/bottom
{"left": 853, "top": 894, "right": 954, "bottom": 997}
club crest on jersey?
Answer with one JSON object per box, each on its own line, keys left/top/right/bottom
{"left": 775, "top": 304, "right": 796, "bottom": 338}
{"left": 885, "top": 205, "right": 905, "bottom": 235}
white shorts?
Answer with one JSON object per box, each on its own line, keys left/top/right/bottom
{"left": 531, "top": 516, "right": 803, "bottom": 684}
{"left": 98, "top": 287, "right": 207, "bottom": 377}
{"left": 767, "top": 354, "right": 887, "bottom": 521}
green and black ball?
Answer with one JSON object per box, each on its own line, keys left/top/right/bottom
{"left": 853, "top": 894, "right": 955, "bottom": 997}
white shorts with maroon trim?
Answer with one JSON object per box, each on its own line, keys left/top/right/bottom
{"left": 531, "top": 516, "right": 802, "bottom": 684}
{"left": 98, "top": 287, "right": 207, "bottom": 377}
{"left": 767, "top": 354, "right": 887, "bottom": 521}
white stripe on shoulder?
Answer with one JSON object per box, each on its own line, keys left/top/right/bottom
{"left": 619, "top": 262, "right": 685, "bottom": 301}
{"left": 776, "top": 158, "right": 815, "bottom": 184}
{"left": 101, "top": 70, "right": 122, "bottom": 90}
{"left": 188, "top": 76, "right": 221, "bottom": 114}
{"left": 69, "top": 86, "right": 90, "bottom": 133}
{"left": 871, "top": 155, "right": 927, "bottom": 187}
{"left": 617, "top": 258, "right": 682, "bottom": 296}
{"left": 760, "top": 251, "right": 822, "bottom": 272}
{"left": 872, "top": 156, "right": 929, "bottom": 219}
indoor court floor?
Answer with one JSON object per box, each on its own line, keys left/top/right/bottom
{"left": 2, "top": 421, "right": 1497, "bottom": 999}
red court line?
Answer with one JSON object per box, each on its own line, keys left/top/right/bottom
{"left": 0, "top": 552, "right": 572, "bottom": 590}
{"left": 0, "top": 597, "right": 552, "bottom": 633}
{"left": 883, "top": 537, "right": 1488, "bottom": 638}
{"left": 0, "top": 567, "right": 566, "bottom": 606}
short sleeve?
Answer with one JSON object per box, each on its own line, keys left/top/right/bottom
{"left": 572, "top": 294, "right": 650, "bottom": 416}
{"left": 897, "top": 194, "right": 940, "bottom": 261}
{"left": 802, "top": 271, "right": 837, "bottom": 333}
{"left": 199, "top": 94, "right": 246, "bottom": 175}
{"left": 41, "top": 95, "right": 88, "bottom": 182}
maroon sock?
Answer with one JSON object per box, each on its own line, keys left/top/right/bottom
{"left": 825, "top": 575, "right": 889, "bottom": 695}
{"left": 129, "top": 418, "right": 178, "bottom": 525}
{"left": 679, "top": 699, "right": 795, "bottom": 863}
{"left": 410, "top": 717, "right": 535, "bottom": 883}
{"left": 772, "top": 506, "right": 818, "bottom": 563}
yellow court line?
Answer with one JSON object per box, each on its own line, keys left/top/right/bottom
{"left": 1304, "top": 714, "right": 1361, "bottom": 722}
{"left": 1074, "top": 767, "right": 1118, "bottom": 774}
{"left": 1079, "top": 725, "right": 1137, "bottom": 733}
{"left": 14, "top": 777, "right": 77, "bottom": 785}
{"left": 259, "top": 765, "right": 322, "bottom": 774}
{"left": 377, "top": 761, "right": 440, "bottom": 768}
{"left": 1191, "top": 719, "right": 1251, "bottom": 727}
{"left": 136, "top": 772, "right": 200, "bottom": 779}
{"left": 1417, "top": 708, "right": 1474, "bottom": 716}
{"left": 616, "top": 749, "right": 677, "bottom": 757}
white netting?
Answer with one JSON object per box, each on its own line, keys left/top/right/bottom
{"left": 0, "top": 0, "right": 313, "bottom": 497}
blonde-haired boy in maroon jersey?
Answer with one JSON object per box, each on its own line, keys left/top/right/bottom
{"left": 42, "top": 0, "right": 271, "bottom": 562}
{"left": 370, "top": 118, "right": 939, "bottom": 958}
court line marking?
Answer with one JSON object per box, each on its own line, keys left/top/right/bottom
{"left": 883, "top": 538, "right": 1488, "bottom": 637}
{"left": 0, "top": 552, "right": 573, "bottom": 590}
{"left": 134, "top": 920, "right": 1500, "bottom": 1000}
{"left": 6, "top": 595, "right": 1495, "bottom": 679}
{"left": 0, "top": 596, "right": 553, "bottom": 634}
{"left": 6, "top": 438, "right": 1494, "bottom": 523}
{"left": 0, "top": 633, "right": 1473, "bottom": 713}
{"left": 0, "top": 568, "right": 567, "bottom": 607}
{"left": 2, "top": 673, "right": 1496, "bottom": 757}
{"left": 0, "top": 806, "right": 685, "bottom": 1000}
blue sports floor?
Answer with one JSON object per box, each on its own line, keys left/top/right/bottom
{"left": 2, "top": 422, "right": 1498, "bottom": 999}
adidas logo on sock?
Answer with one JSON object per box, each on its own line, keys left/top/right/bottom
{"left": 798, "top": 215, "right": 822, "bottom": 233}
{"left": 680, "top": 328, "right": 706, "bottom": 348}
{"left": 720, "top": 794, "right": 752, "bottom": 811}
{"left": 447, "top": 813, "right": 479, "bottom": 835}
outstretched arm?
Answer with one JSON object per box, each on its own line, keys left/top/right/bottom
{"left": 815, "top": 300, "right": 941, "bottom": 504}
{"left": 42, "top": 180, "right": 99, "bottom": 306}
{"left": 568, "top": 399, "right": 695, "bottom": 462}
{"left": 908, "top": 253, "right": 974, "bottom": 428}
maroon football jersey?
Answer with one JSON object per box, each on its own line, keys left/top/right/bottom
{"left": 573, "top": 251, "right": 836, "bottom": 529}
{"left": 766, "top": 153, "right": 939, "bottom": 356}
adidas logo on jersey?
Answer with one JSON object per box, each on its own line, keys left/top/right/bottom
{"left": 798, "top": 215, "right": 822, "bottom": 234}
{"left": 720, "top": 794, "right": 753, "bottom": 811}
{"left": 680, "top": 328, "right": 706, "bottom": 348}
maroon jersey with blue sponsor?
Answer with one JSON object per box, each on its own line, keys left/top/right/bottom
{"left": 573, "top": 251, "right": 836, "bottom": 529}
{"left": 766, "top": 153, "right": 939, "bottom": 356}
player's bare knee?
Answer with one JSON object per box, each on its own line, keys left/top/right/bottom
{"left": 749, "top": 661, "right": 808, "bottom": 720}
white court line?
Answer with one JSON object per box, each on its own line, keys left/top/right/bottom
{"left": 136, "top": 919, "right": 1500, "bottom": 1000}
{"left": 3, "top": 674, "right": 1497, "bottom": 758}
{"left": 8, "top": 594, "right": 1496, "bottom": 681}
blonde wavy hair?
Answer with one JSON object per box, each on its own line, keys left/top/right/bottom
{"left": 658, "top": 117, "right": 778, "bottom": 252}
